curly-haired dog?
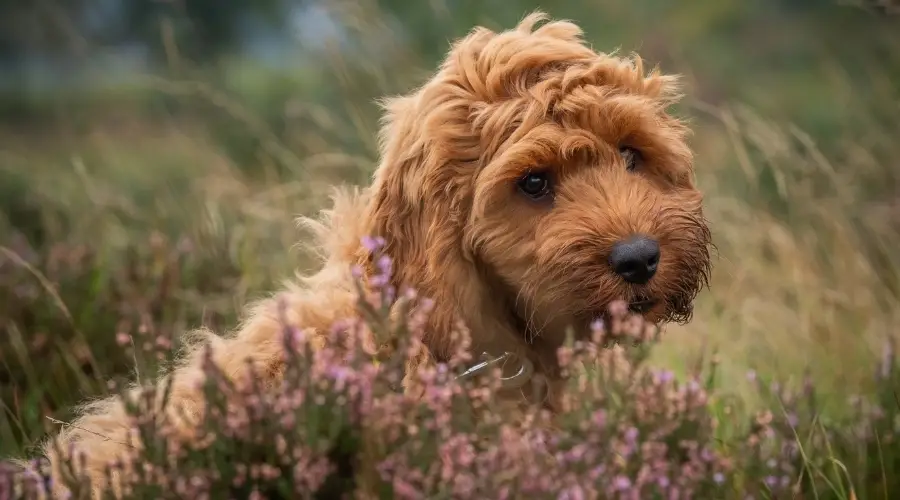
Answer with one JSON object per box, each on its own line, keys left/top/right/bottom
{"left": 39, "top": 11, "right": 711, "bottom": 495}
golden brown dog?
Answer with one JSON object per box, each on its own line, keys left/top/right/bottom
{"left": 39, "top": 11, "right": 711, "bottom": 496}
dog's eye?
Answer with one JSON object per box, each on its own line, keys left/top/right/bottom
{"left": 517, "top": 172, "right": 552, "bottom": 199}
{"left": 619, "top": 146, "right": 643, "bottom": 172}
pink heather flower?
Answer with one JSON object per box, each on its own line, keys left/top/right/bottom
{"left": 590, "top": 319, "right": 605, "bottom": 343}
{"left": 376, "top": 254, "right": 392, "bottom": 275}
{"left": 625, "top": 427, "right": 639, "bottom": 442}
{"left": 116, "top": 332, "right": 131, "bottom": 346}
{"left": 361, "top": 236, "right": 386, "bottom": 252}
{"left": 287, "top": 326, "right": 307, "bottom": 347}
{"left": 402, "top": 286, "right": 418, "bottom": 300}
{"left": 392, "top": 478, "right": 420, "bottom": 499}
{"left": 786, "top": 412, "right": 800, "bottom": 427}
{"left": 383, "top": 285, "right": 397, "bottom": 303}
{"left": 589, "top": 465, "right": 605, "bottom": 481}
{"left": 369, "top": 274, "right": 389, "bottom": 288}
{"left": 746, "top": 370, "right": 757, "bottom": 382}
{"left": 560, "top": 485, "right": 586, "bottom": 500}
{"left": 591, "top": 409, "right": 607, "bottom": 427}
{"left": 613, "top": 475, "right": 631, "bottom": 491}
{"left": 657, "top": 370, "right": 675, "bottom": 384}
{"left": 608, "top": 300, "right": 628, "bottom": 318}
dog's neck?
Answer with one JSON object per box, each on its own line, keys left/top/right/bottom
{"left": 362, "top": 230, "right": 563, "bottom": 396}
{"left": 464, "top": 263, "right": 566, "bottom": 386}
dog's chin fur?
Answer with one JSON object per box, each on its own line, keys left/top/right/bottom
{"left": 36, "top": 11, "right": 712, "bottom": 497}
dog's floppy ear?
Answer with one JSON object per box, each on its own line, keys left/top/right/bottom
{"left": 361, "top": 89, "right": 496, "bottom": 359}
{"left": 363, "top": 95, "right": 429, "bottom": 276}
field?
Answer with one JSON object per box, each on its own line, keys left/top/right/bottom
{"left": 1, "top": 0, "right": 900, "bottom": 497}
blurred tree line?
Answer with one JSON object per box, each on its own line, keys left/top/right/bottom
{"left": 0, "top": 0, "right": 896, "bottom": 170}
{"left": 1, "top": 0, "right": 896, "bottom": 68}
{"left": 0, "top": 0, "right": 291, "bottom": 67}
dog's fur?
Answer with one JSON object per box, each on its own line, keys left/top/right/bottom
{"left": 39, "top": 11, "right": 711, "bottom": 495}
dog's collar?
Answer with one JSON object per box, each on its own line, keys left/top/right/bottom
{"left": 455, "top": 351, "right": 535, "bottom": 389}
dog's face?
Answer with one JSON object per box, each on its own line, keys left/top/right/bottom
{"left": 472, "top": 114, "right": 712, "bottom": 341}
{"left": 366, "top": 12, "right": 711, "bottom": 350}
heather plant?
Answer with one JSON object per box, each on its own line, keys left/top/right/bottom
{"left": 2, "top": 240, "right": 900, "bottom": 499}
{"left": 735, "top": 339, "right": 900, "bottom": 499}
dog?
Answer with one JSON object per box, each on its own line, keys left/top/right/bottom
{"left": 37, "top": 11, "right": 711, "bottom": 496}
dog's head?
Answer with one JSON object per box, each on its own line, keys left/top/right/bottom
{"left": 362, "top": 12, "right": 712, "bottom": 355}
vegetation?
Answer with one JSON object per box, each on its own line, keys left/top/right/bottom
{"left": 1, "top": 0, "right": 899, "bottom": 497}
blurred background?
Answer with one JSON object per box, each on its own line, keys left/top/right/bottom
{"left": 0, "top": 0, "right": 899, "bottom": 458}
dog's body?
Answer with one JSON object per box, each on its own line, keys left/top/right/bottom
{"left": 39, "top": 12, "right": 711, "bottom": 496}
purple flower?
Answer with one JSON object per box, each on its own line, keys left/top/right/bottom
{"left": 624, "top": 427, "right": 639, "bottom": 442}
{"left": 361, "top": 235, "right": 386, "bottom": 252}
{"left": 655, "top": 370, "right": 674, "bottom": 384}
{"left": 613, "top": 476, "right": 631, "bottom": 491}
{"left": 369, "top": 275, "right": 389, "bottom": 288}
{"left": 786, "top": 413, "right": 798, "bottom": 427}
{"left": 376, "top": 255, "right": 393, "bottom": 276}
{"left": 559, "top": 485, "right": 586, "bottom": 500}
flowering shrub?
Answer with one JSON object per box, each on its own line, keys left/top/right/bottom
{"left": 2, "top": 239, "right": 898, "bottom": 499}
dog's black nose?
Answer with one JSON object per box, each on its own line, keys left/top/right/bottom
{"left": 609, "top": 235, "right": 660, "bottom": 285}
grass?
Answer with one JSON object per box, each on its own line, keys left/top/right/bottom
{"left": 1, "top": 1, "right": 900, "bottom": 497}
